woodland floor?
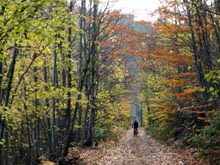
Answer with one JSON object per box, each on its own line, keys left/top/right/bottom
{"left": 79, "top": 128, "right": 205, "bottom": 165}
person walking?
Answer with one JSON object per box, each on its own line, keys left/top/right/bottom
{"left": 132, "top": 120, "right": 139, "bottom": 135}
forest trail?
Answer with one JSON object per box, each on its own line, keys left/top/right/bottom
{"left": 80, "top": 128, "right": 204, "bottom": 165}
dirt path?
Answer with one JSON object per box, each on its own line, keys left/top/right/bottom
{"left": 80, "top": 128, "right": 204, "bottom": 165}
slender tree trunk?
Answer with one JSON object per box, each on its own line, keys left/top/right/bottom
{"left": 0, "top": 42, "right": 18, "bottom": 164}
{"left": 62, "top": 0, "right": 100, "bottom": 155}
{"left": 0, "top": 60, "right": 4, "bottom": 165}
{"left": 33, "top": 63, "right": 40, "bottom": 164}
{"left": 4, "top": 129, "right": 9, "bottom": 165}
{"left": 85, "top": 1, "right": 98, "bottom": 147}
{"left": 62, "top": 54, "right": 90, "bottom": 156}
{"left": 0, "top": 8, "right": 5, "bottom": 151}
{"left": 62, "top": 2, "right": 73, "bottom": 156}
{"left": 62, "top": 94, "right": 81, "bottom": 156}
{"left": 65, "top": 23, "right": 72, "bottom": 138}
{"left": 43, "top": 57, "right": 53, "bottom": 156}
{"left": 76, "top": 0, "right": 85, "bottom": 143}
{"left": 52, "top": 42, "right": 58, "bottom": 155}
{"left": 185, "top": 1, "right": 208, "bottom": 104}
{"left": 24, "top": 86, "right": 32, "bottom": 165}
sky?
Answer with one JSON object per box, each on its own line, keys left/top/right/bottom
{"left": 105, "top": 0, "right": 160, "bottom": 21}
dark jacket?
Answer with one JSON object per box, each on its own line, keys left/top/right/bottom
{"left": 133, "top": 120, "right": 138, "bottom": 129}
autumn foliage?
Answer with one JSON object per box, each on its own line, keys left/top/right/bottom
{"left": 1, "top": 0, "right": 220, "bottom": 164}
{"left": 136, "top": 0, "right": 220, "bottom": 163}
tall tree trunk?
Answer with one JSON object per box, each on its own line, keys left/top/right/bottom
{"left": 185, "top": 0, "right": 209, "bottom": 104}
{"left": 0, "top": 7, "right": 5, "bottom": 150}
{"left": 62, "top": 1, "right": 73, "bottom": 156}
{"left": 62, "top": 0, "right": 100, "bottom": 155}
{"left": 84, "top": 1, "right": 98, "bottom": 147}
{"left": 52, "top": 42, "right": 58, "bottom": 155}
{"left": 0, "top": 41, "right": 18, "bottom": 164}
{"left": 195, "top": 1, "right": 212, "bottom": 70}
{"left": 65, "top": 22, "right": 72, "bottom": 139}
{"left": 33, "top": 62, "right": 39, "bottom": 164}
{"left": 43, "top": 57, "right": 53, "bottom": 156}
{"left": 0, "top": 58, "right": 4, "bottom": 165}
{"left": 23, "top": 86, "right": 32, "bottom": 165}
{"left": 76, "top": 0, "right": 85, "bottom": 143}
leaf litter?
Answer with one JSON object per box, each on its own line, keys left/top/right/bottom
{"left": 78, "top": 128, "right": 204, "bottom": 165}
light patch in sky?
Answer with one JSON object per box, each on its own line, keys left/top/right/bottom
{"left": 110, "top": 0, "right": 160, "bottom": 21}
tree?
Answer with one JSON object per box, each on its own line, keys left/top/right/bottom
{"left": 138, "top": 0, "right": 220, "bottom": 162}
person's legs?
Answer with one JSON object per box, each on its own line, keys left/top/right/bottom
{"left": 134, "top": 128, "right": 138, "bottom": 135}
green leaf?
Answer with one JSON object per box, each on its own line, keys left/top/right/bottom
{"left": 19, "top": 26, "right": 25, "bottom": 34}
{"left": 47, "top": 37, "right": 54, "bottom": 43}
{"left": 198, "top": 87, "right": 205, "bottom": 92}
{"left": 0, "top": 139, "right": 5, "bottom": 145}
{"left": 209, "top": 87, "right": 215, "bottom": 92}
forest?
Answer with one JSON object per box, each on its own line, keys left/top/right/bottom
{"left": 1, "top": 0, "right": 220, "bottom": 164}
